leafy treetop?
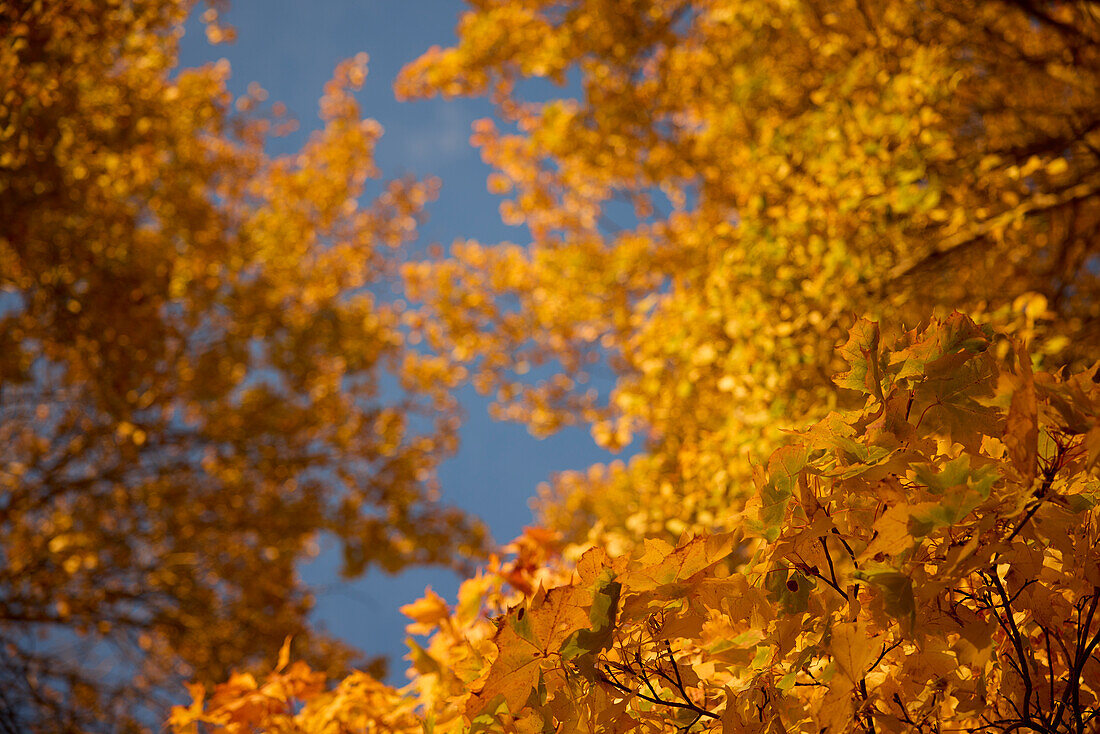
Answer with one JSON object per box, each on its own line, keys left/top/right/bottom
{"left": 172, "top": 314, "right": 1100, "bottom": 734}
{"left": 395, "top": 0, "right": 1100, "bottom": 550}
{"left": 0, "top": 1, "right": 484, "bottom": 730}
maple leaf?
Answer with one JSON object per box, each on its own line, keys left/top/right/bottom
{"left": 910, "top": 348, "right": 1001, "bottom": 450}
{"left": 620, "top": 531, "right": 738, "bottom": 590}
{"left": 467, "top": 583, "right": 590, "bottom": 719}
{"left": 835, "top": 317, "right": 884, "bottom": 399}
{"left": 466, "top": 621, "right": 543, "bottom": 719}
{"left": 911, "top": 454, "right": 999, "bottom": 497}
{"left": 764, "top": 566, "right": 814, "bottom": 615}
{"left": 831, "top": 621, "right": 883, "bottom": 684}
{"left": 890, "top": 313, "right": 992, "bottom": 382}
{"left": 816, "top": 677, "right": 856, "bottom": 734}
{"left": 859, "top": 503, "right": 917, "bottom": 561}
{"left": 182, "top": 315, "right": 1100, "bottom": 734}
{"left": 165, "top": 0, "right": 1100, "bottom": 729}
{"left": 745, "top": 446, "right": 809, "bottom": 541}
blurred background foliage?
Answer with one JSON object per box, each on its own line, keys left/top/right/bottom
{"left": 0, "top": 1, "right": 486, "bottom": 730}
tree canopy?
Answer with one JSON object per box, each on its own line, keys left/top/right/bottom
{"left": 0, "top": 1, "right": 483, "bottom": 730}
{"left": 173, "top": 314, "right": 1100, "bottom": 733}
{"left": 3, "top": 0, "right": 1100, "bottom": 732}
{"left": 397, "top": 0, "right": 1100, "bottom": 550}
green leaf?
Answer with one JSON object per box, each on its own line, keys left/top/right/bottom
{"left": 746, "top": 445, "right": 808, "bottom": 540}
{"left": 912, "top": 454, "right": 998, "bottom": 497}
{"left": 906, "top": 464, "right": 993, "bottom": 537}
{"left": 855, "top": 567, "right": 916, "bottom": 632}
{"left": 750, "top": 644, "right": 773, "bottom": 669}
{"left": 1066, "top": 491, "right": 1098, "bottom": 513}
{"left": 835, "top": 318, "right": 883, "bottom": 397}
{"left": 890, "top": 313, "right": 992, "bottom": 381}
{"left": 560, "top": 573, "right": 621, "bottom": 661}
{"left": 764, "top": 567, "right": 813, "bottom": 614}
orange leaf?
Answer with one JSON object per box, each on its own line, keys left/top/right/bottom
{"left": 400, "top": 587, "right": 451, "bottom": 635}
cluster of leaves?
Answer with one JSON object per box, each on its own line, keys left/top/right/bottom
{"left": 9, "top": 0, "right": 1100, "bottom": 731}
{"left": 172, "top": 314, "right": 1100, "bottom": 733}
{"left": 395, "top": 0, "right": 1100, "bottom": 549}
{"left": 0, "top": 1, "right": 484, "bottom": 730}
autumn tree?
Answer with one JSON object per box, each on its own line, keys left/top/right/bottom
{"left": 394, "top": 0, "right": 1100, "bottom": 550}
{"left": 0, "top": 1, "right": 484, "bottom": 731}
{"left": 170, "top": 2, "right": 1100, "bottom": 731}
{"left": 173, "top": 315, "right": 1100, "bottom": 733}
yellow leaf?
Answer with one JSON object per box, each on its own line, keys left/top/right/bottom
{"left": 275, "top": 636, "right": 292, "bottom": 673}
{"left": 1046, "top": 157, "right": 1069, "bottom": 175}
{"left": 859, "top": 504, "right": 916, "bottom": 561}
{"left": 830, "top": 621, "right": 880, "bottom": 683}
{"left": 400, "top": 587, "right": 451, "bottom": 635}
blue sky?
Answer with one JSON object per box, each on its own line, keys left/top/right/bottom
{"left": 178, "top": 0, "right": 624, "bottom": 682}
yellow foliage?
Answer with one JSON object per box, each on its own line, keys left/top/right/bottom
{"left": 10, "top": 1, "right": 1100, "bottom": 732}
{"left": 396, "top": 0, "right": 1100, "bottom": 549}
{"left": 0, "top": 1, "right": 484, "bottom": 729}
{"left": 174, "top": 316, "right": 1100, "bottom": 734}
